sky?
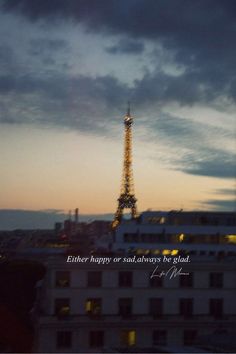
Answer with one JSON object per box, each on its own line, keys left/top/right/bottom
{"left": 0, "top": 0, "right": 235, "bottom": 229}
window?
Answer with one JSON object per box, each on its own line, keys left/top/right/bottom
{"left": 85, "top": 298, "right": 102, "bottom": 316}
{"left": 209, "top": 273, "right": 223, "bottom": 288}
{"left": 153, "top": 330, "right": 167, "bottom": 346}
{"left": 179, "top": 298, "right": 193, "bottom": 317}
{"left": 54, "top": 298, "right": 70, "bottom": 317}
{"left": 89, "top": 331, "right": 104, "bottom": 348}
{"left": 183, "top": 330, "right": 197, "bottom": 345}
{"left": 179, "top": 272, "right": 193, "bottom": 288}
{"left": 118, "top": 298, "right": 132, "bottom": 317}
{"left": 149, "top": 273, "right": 163, "bottom": 287}
{"left": 87, "top": 271, "right": 102, "bottom": 287}
{"left": 56, "top": 331, "right": 72, "bottom": 349}
{"left": 55, "top": 271, "right": 70, "bottom": 287}
{"left": 209, "top": 298, "right": 223, "bottom": 318}
{"left": 149, "top": 298, "right": 163, "bottom": 317}
{"left": 121, "top": 330, "right": 136, "bottom": 346}
{"left": 119, "top": 271, "right": 133, "bottom": 287}
{"left": 124, "top": 233, "right": 139, "bottom": 242}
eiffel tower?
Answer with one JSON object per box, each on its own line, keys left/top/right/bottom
{"left": 112, "top": 103, "right": 138, "bottom": 228}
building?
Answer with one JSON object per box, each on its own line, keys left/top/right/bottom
{"left": 33, "top": 210, "right": 236, "bottom": 353}
{"left": 113, "top": 210, "right": 236, "bottom": 256}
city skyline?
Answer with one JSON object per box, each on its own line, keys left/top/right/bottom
{"left": 0, "top": 1, "right": 236, "bottom": 228}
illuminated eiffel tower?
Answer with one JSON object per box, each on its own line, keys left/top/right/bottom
{"left": 112, "top": 103, "right": 138, "bottom": 228}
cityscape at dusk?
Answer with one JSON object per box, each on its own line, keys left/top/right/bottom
{"left": 0, "top": 2, "right": 236, "bottom": 353}
{"left": 0, "top": 0, "right": 236, "bottom": 229}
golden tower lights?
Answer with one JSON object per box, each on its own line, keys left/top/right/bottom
{"left": 112, "top": 103, "right": 138, "bottom": 228}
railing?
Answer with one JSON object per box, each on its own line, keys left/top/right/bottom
{"left": 38, "top": 313, "right": 235, "bottom": 325}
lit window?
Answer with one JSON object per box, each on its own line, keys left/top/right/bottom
{"left": 136, "top": 248, "right": 145, "bottom": 254}
{"left": 121, "top": 330, "right": 136, "bottom": 346}
{"left": 226, "top": 235, "right": 236, "bottom": 243}
{"left": 85, "top": 298, "right": 102, "bottom": 316}
{"left": 152, "top": 249, "right": 160, "bottom": 255}
{"left": 160, "top": 217, "right": 166, "bottom": 224}
{"left": 162, "top": 249, "right": 171, "bottom": 255}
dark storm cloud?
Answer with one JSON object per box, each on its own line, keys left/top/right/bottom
{"left": 3, "top": 0, "right": 236, "bottom": 40}
{"left": 0, "top": 70, "right": 129, "bottom": 132}
{"left": 29, "top": 38, "right": 68, "bottom": 56}
{"left": 181, "top": 149, "right": 236, "bottom": 179}
{"left": 0, "top": 0, "right": 235, "bottom": 182}
{"left": 147, "top": 112, "right": 236, "bottom": 179}
{"left": 0, "top": 61, "right": 235, "bottom": 180}
{"left": 204, "top": 188, "right": 236, "bottom": 211}
{"left": 204, "top": 199, "right": 236, "bottom": 211}
{"left": 2, "top": 0, "right": 236, "bottom": 103}
{"left": 106, "top": 38, "right": 145, "bottom": 55}
{"left": 0, "top": 45, "right": 16, "bottom": 74}
{"left": 214, "top": 188, "right": 236, "bottom": 196}
{"left": 2, "top": 1, "right": 236, "bottom": 61}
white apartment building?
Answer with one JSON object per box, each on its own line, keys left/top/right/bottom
{"left": 34, "top": 253, "right": 236, "bottom": 353}
{"left": 113, "top": 211, "right": 236, "bottom": 256}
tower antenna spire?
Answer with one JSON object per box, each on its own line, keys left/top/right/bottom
{"left": 127, "top": 101, "right": 131, "bottom": 116}
{"left": 112, "top": 105, "right": 138, "bottom": 228}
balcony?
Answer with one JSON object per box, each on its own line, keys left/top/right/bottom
{"left": 37, "top": 314, "right": 235, "bottom": 328}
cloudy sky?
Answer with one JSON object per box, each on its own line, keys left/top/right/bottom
{"left": 0, "top": 0, "right": 235, "bottom": 229}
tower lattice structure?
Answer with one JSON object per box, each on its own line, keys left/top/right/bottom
{"left": 112, "top": 104, "right": 138, "bottom": 228}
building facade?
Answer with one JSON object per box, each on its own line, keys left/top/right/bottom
{"left": 34, "top": 252, "right": 236, "bottom": 352}
{"left": 113, "top": 211, "right": 236, "bottom": 256}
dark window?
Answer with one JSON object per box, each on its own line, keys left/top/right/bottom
{"left": 55, "top": 271, "right": 70, "bottom": 287}
{"left": 209, "top": 298, "right": 223, "bottom": 318}
{"left": 141, "top": 233, "right": 149, "bottom": 242}
{"left": 85, "top": 298, "right": 102, "bottom": 316}
{"left": 149, "top": 298, "right": 163, "bottom": 317}
{"left": 89, "top": 331, "right": 104, "bottom": 348}
{"left": 124, "top": 233, "right": 139, "bottom": 242}
{"left": 54, "top": 298, "right": 70, "bottom": 316}
{"left": 183, "top": 330, "right": 197, "bottom": 345}
{"left": 179, "top": 272, "right": 193, "bottom": 288}
{"left": 153, "top": 330, "right": 167, "bottom": 346}
{"left": 209, "top": 273, "right": 223, "bottom": 288}
{"left": 179, "top": 298, "right": 193, "bottom": 317}
{"left": 56, "top": 331, "right": 72, "bottom": 349}
{"left": 118, "top": 298, "right": 132, "bottom": 317}
{"left": 119, "top": 271, "right": 133, "bottom": 287}
{"left": 149, "top": 273, "right": 163, "bottom": 287}
{"left": 87, "top": 271, "right": 102, "bottom": 287}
